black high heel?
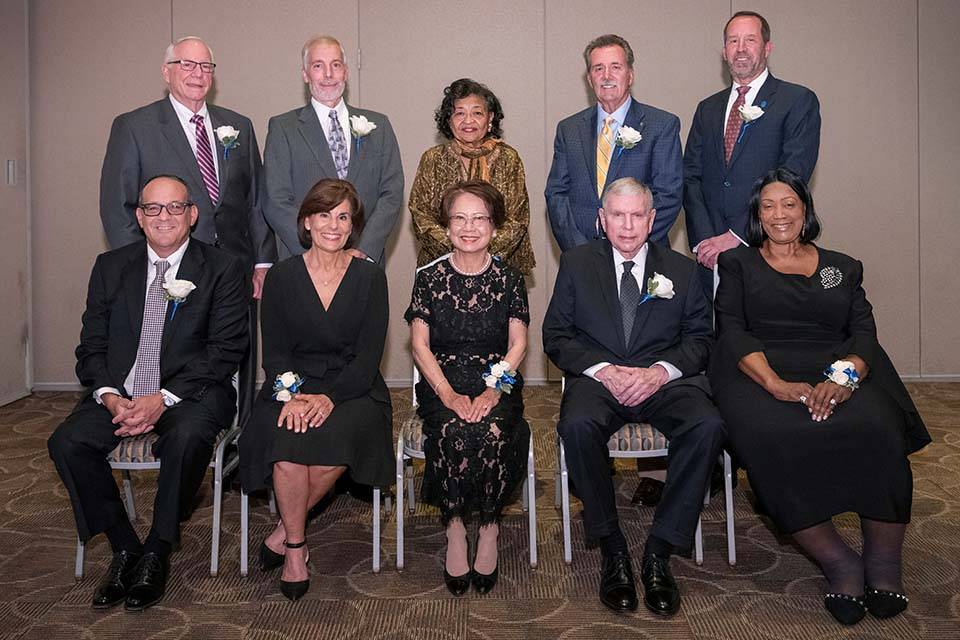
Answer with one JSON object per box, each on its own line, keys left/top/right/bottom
{"left": 259, "top": 541, "right": 284, "bottom": 572}
{"left": 471, "top": 563, "right": 499, "bottom": 594}
{"left": 443, "top": 567, "right": 472, "bottom": 596}
{"left": 279, "top": 540, "right": 309, "bottom": 601}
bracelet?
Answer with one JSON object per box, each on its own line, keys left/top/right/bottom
{"left": 482, "top": 360, "right": 517, "bottom": 394}
{"left": 824, "top": 360, "right": 859, "bottom": 390}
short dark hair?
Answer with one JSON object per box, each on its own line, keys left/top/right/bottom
{"left": 583, "top": 34, "right": 634, "bottom": 70}
{"left": 724, "top": 11, "right": 771, "bottom": 44}
{"left": 745, "top": 167, "right": 821, "bottom": 246}
{"left": 434, "top": 78, "right": 504, "bottom": 140}
{"left": 439, "top": 180, "right": 507, "bottom": 229}
{"left": 139, "top": 174, "right": 191, "bottom": 203}
{"left": 296, "top": 178, "right": 365, "bottom": 249}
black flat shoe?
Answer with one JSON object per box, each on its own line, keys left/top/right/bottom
{"left": 865, "top": 585, "right": 909, "bottom": 619}
{"left": 259, "top": 540, "right": 284, "bottom": 572}
{"left": 279, "top": 540, "right": 309, "bottom": 602}
{"left": 92, "top": 550, "right": 142, "bottom": 609}
{"left": 472, "top": 563, "right": 498, "bottom": 595}
{"left": 631, "top": 477, "right": 664, "bottom": 507}
{"left": 824, "top": 592, "right": 867, "bottom": 625}
{"left": 124, "top": 552, "right": 168, "bottom": 611}
{"left": 599, "top": 551, "right": 638, "bottom": 613}
{"left": 640, "top": 553, "right": 680, "bottom": 616}
{"left": 443, "top": 568, "right": 472, "bottom": 596}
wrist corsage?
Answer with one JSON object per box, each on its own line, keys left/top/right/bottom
{"left": 483, "top": 360, "right": 517, "bottom": 394}
{"left": 824, "top": 360, "right": 859, "bottom": 390}
{"left": 273, "top": 371, "right": 304, "bottom": 402}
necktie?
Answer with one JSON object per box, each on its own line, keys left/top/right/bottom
{"left": 723, "top": 85, "right": 751, "bottom": 165}
{"left": 596, "top": 116, "right": 614, "bottom": 197}
{"left": 620, "top": 260, "right": 641, "bottom": 342}
{"left": 328, "top": 110, "right": 349, "bottom": 179}
{"left": 131, "top": 260, "right": 170, "bottom": 398}
{"left": 190, "top": 114, "right": 220, "bottom": 204}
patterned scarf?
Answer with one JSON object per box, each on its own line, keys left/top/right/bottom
{"left": 453, "top": 138, "right": 501, "bottom": 182}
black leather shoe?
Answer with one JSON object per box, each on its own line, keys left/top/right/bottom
{"left": 472, "top": 564, "right": 498, "bottom": 595}
{"left": 599, "top": 552, "right": 638, "bottom": 612}
{"left": 443, "top": 568, "right": 472, "bottom": 596}
{"left": 824, "top": 592, "right": 866, "bottom": 625}
{"left": 864, "top": 585, "right": 908, "bottom": 619}
{"left": 124, "top": 552, "right": 168, "bottom": 611}
{"left": 279, "top": 540, "right": 309, "bottom": 601}
{"left": 259, "top": 540, "right": 284, "bottom": 572}
{"left": 640, "top": 553, "right": 680, "bottom": 616}
{"left": 92, "top": 550, "right": 142, "bottom": 609}
{"left": 631, "top": 478, "right": 664, "bottom": 507}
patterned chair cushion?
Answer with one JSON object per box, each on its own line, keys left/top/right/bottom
{"left": 107, "top": 429, "right": 232, "bottom": 465}
{"left": 607, "top": 423, "right": 668, "bottom": 452}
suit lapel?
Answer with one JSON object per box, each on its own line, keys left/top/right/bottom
{"left": 593, "top": 242, "right": 627, "bottom": 351}
{"left": 607, "top": 100, "right": 644, "bottom": 187}
{"left": 626, "top": 243, "right": 660, "bottom": 349}
{"left": 207, "top": 107, "right": 230, "bottom": 203}
{"left": 344, "top": 106, "right": 365, "bottom": 182}
{"left": 124, "top": 249, "right": 149, "bottom": 344}
{"left": 729, "top": 75, "right": 780, "bottom": 169}
{"left": 297, "top": 104, "right": 339, "bottom": 178}
{"left": 709, "top": 91, "right": 729, "bottom": 168}
{"left": 577, "top": 108, "right": 598, "bottom": 198}
{"left": 160, "top": 241, "right": 205, "bottom": 356}
{"left": 158, "top": 99, "right": 212, "bottom": 211}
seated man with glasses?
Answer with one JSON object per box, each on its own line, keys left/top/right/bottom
{"left": 49, "top": 175, "right": 248, "bottom": 611}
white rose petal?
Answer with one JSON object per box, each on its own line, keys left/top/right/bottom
{"left": 279, "top": 371, "right": 298, "bottom": 388}
{"left": 484, "top": 375, "right": 499, "bottom": 388}
{"left": 650, "top": 273, "right": 675, "bottom": 299}
{"left": 490, "top": 363, "right": 506, "bottom": 378}
{"left": 275, "top": 389, "right": 292, "bottom": 402}
{"left": 215, "top": 125, "right": 240, "bottom": 141}
{"left": 616, "top": 125, "right": 642, "bottom": 148}
{"left": 349, "top": 115, "right": 377, "bottom": 136}
{"left": 162, "top": 277, "right": 196, "bottom": 299}
{"left": 829, "top": 371, "right": 849, "bottom": 386}
{"left": 738, "top": 105, "right": 765, "bottom": 122}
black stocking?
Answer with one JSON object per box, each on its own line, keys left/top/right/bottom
{"left": 861, "top": 518, "right": 906, "bottom": 592}
{"left": 792, "top": 521, "right": 863, "bottom": 596}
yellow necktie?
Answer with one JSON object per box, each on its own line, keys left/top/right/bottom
{"left": 596, "top": 116, "right": 614, "bottom": 197}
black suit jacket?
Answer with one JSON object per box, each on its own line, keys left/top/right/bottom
{"left": 100, "top": 97, "right": 277, "bottom": 275}
{"left": 683, "top": 74, "right": 820, "bottom": 248}
{"left": 543, "top": 240, "right": 712, "bottom": 392}
{"left": 76, "top": 239, "right": 248, "bottom": 424}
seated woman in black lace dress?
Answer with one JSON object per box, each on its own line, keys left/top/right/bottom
{"left": 405, "top": 180, "right": 530, "bottom": 596}
{"left": 708, "top": 168, "right": 930, "bottom": 626}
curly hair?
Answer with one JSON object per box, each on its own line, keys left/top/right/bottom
{"left": 434, "top": 78, "right": 504, "bottom": 140}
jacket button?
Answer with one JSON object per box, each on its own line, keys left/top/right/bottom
{"left": 723, "top": 181, "right": 731, "bottom": 187}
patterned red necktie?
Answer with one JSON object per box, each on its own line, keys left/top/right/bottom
{"left": 723, "top": 86, "right": 751, "bottom": 165}
{"left": 190, "top": 114, "right": 220, "bottom": 204}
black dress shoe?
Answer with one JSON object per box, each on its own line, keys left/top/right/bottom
{"left": 279, "top": 540, "right": 309, "bottom": 602}
{"left": 864, "top": 585, "right": 908, "bottom": 619}
{"left": 443, "top": 568, "right": 472, "bottom": 597}
{"left": 124, "top": 552, "right": 168, "bottom": 611}
{"left": 631, "top": 478, "right": 664, "bottom": 507}
{"left": 824, "top": 592, "right": 866, "bottom": 625}
{"left": 472, "top": 564, "right": 498, "bottom": 595}
{"left": 640, "top": 553, "right": 680, "bottom": 616}
{"left": 92, "top": 550, "right": 142, "bottom": 609}
{"left": 259, "top": 541, "right": 284, "bottom": 572}
{"left": 599, "top": 552, "right": 638, "bottom": 612}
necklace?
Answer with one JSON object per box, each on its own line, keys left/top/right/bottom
{"left": 450, "top": 253, "right": 491, "bottom": 276}
{"left": 310, "top": 252, "right": 347, "bottom": 286}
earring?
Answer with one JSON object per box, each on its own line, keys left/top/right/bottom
{"left": 492, "top": 231, "right": 497, "bottom": 238}
{"left": 445, "top": 230, "right": 450, "bottom": 238}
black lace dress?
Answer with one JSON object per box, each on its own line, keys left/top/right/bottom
{"left": 404, "top": 257, "right": 531, "bottom": 526}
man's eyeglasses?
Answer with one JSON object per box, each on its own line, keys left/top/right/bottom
{"left": 166, "top": 59, "right": 216, "bottom": 74}
{"left": 138, "top": 201, "right": 194, "bottom": 216}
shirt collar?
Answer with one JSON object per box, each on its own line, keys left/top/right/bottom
{"left": 612, "top": 242, "right": 648, "bottom": 272}
{"left": 597, "top": 96, "right": 632, "bottom": 126}
{"left": 169, "top": 94, "right": 209, "bottom": 123}
{"left": 311, "top": 97, "right": 348, "bottom": 121}
{"left": 732, "top": 67, "right": 769, "bottom": 94}
{"left": 147, "top": 238, "right": 190, "bottom": 270}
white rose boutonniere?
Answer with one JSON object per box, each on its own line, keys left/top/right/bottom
{"left": 349, "top": 115, "right": 377, "bottom": 153}
{"left": 738, "top": 105, "right": 765, "bottom": 123}
{"left": 614, "top": 125, "right": 642, "bottom": 158}
{"left": 638, "top": 272, "right": 675, "bottom": 305}
{"left": 162, "top": 276, "right": 196, "bottom": 320}
{"left": 273, "top": 371, "right": 305, "bottom": 402}
{"left": 215, "top": 125, "right": 240, "bottom": 159}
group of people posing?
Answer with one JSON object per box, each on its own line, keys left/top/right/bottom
{"left": 46, "top": 9, "right": 929, "bottom": 630}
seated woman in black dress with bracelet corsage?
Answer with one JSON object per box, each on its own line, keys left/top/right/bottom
{"left": 405, "top": 180, "right": 531, "bottom": 596}
{"left": 239, "top": 179, "right": 393, "bottom": 601}
{"left": 708, "top": 168, "right": 931, "bottom": 626}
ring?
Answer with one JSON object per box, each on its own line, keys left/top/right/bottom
{"left": 829, "top": 398, "right": 837, "bottom": 405}
{"left": 799, "top": 395, "right": 807, "bottom": 403}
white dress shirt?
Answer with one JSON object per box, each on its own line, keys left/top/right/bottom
{"left": 169, "top": 95, "right": 220, "bottom": 184}
{"left": 93, "top": 240, "right": 191, "bottom": 406}
{"left": 722, "top": 67, "right": 769, "bottom": 126}
{"left": 583, "top": 243, "right": 682, "bottom": 383}
{"left": 311, "top": 97, "right": 351, "bottom": 164}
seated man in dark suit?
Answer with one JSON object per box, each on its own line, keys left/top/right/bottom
{"left": 543, "top": 177, "right": 724, "bottom": 615}
{"left": 48, "top": 175, "right": 248, "bottom": 611}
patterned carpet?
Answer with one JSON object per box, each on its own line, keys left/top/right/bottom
{"left": 0, "top": 384, "right": 958, "bottom": 640}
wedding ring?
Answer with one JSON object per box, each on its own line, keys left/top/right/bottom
{"left": 829, "top": 398, "right": 837, "bottom": 405}
{"left": 799, "top": 395, "right": 807, "bottom": 403}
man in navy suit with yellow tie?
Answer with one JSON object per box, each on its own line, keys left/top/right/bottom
{"left": 546, "top": 34, "right": 683, "bottom": 252}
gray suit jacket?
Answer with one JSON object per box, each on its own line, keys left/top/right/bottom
{"left": 262, "top": 104, "right": 404, "bottom": 262}
{"left": 99, "top": 97, "right": 277, "bottom": 275}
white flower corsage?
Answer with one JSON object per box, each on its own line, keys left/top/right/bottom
{"left": 273, "top": 371, "right": 305, "bottom": 402}
{"left": 483, "top": 360, "right": 517, "bottom": 394}
{"left": 162, "top": 276, "right": 196, "bottom": 320}
{"left": 614, "top": 125, "right": 642, "bottom": 158}
{"left": 824, "top": 360, "right": 860, "bottom": 390}
{"left": 349, "top": 115, "right": 377, "bottom": 153}
{"left": 215, "top": 125, "right": 240, "bottom": 159}
{"left": 638, "top": 272, "right": 675, "bottom": 305}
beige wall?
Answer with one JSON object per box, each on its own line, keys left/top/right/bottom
{"left": 26, "top": 1, "right": 960, "bottom": 388}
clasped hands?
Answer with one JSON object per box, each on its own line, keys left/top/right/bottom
{"left": 104, "top": 393, "right": 166, "bottom": 437}
{"left": 695, "top": 231, "right": 742, "bottom": 269}
{"left": 596, "top": 364, "right": 669, "bottom": 407}
{"left": 439, "top": 385, "right": 501, "bottom": 423}
{"left": 767, "top": 379, "right": 853, "bottom": 422}
{"left": 277, "top": 393, "right": 335, "bottom": 433}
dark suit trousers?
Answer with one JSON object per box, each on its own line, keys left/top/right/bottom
{"left": 557, "top": 376, "right": 725, "bottom": 552}
{"left": 238, "top": 300, "right": 259, "bottom": 424}
{"left": 48, "top": 396, "right": 223, "bottom": 545}
{"left": 697, "top": 264, "right": 715, "bottom": 303}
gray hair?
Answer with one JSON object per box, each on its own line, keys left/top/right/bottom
{"left": 301, "top": 35, "right": 346, "bottom": 70}
{"left": 163, "top": 36, "right": 213, "bottom": 63}
{"left": 601, "top": 177, "right": 652, "bottom": 209}
{"left": 583, "top": 34, "right": 635, "bottom": 70}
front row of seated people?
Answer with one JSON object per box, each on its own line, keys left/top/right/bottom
{"left": 49, "top": 171, "right": 928, "bottom": 626}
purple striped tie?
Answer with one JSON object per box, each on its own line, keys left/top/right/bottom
{"left": 190, "top": 114, "right": 220, "bottom": 204}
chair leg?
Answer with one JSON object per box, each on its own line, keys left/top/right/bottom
{"left": 724, "top": 450, "right": 737, "bottom": 566}
{"left": 372, "top": 488, "right": 381, "bottom": 574}
{"left": 240, "top": 489, "right": 249, "bottom": 577}
{"left": 210, "top": 465, "right": 223, "bottom": 577}
{"left": 395, "top": 437, "right": 405, "bottom": 571}
{"left": 75, "top": 536, "right": 85, "bottom": 580}
{"left": 559, "top": 440, "right": 572, "bottom": 565}
{"left": 694, "top": 517, "right": 704, "bottom": 565}
{"left": 405, "top": 459, "right": 416, "bottom": 512}
{"left": 527, "top": 438, "right": 537, "bottom": 568}
{"left": 122, "top": 470, "right": 136, "bottom": 522}
{"left": 268, "top": 489, "right": 277, "bottom": 516}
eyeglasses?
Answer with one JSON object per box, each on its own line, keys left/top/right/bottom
{"left": 166, "top": 59, "right": 216, "bottom": 74}
{"left": 138, "top": 201, "right": 194, "bottom": 216}
{"left": 449, "top": 214, "right": 492, "bottom": 228}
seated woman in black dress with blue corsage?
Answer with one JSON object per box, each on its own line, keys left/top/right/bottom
{"left": 239, "top": 179, "right": 393, "bottom": 601}
{"left": 708, "top": 168, "right": 930, "bottom": 626}
{"left": 406, "top": 180, "right": 531, "bottom": 597}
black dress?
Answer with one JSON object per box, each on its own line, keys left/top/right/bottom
{"left": 239, "top": 256, "right": 393, "bottom": 492}
{"left": 709, "top": 247, "right": 930, "bottom": 533}
{"left": 404, "top": 257, "right": 531, "bottom": 526}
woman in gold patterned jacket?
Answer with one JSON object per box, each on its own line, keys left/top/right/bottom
{"left": 410, "top": 78, "right": 535, "bottom": 273}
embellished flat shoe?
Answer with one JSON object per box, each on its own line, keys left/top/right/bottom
{"left": 865, "top": 585, "right": 909, "bottom": 618}
{"left": 824, "top": 592, "right": 866, "bottom": 625}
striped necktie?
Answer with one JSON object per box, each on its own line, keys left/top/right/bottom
{"left": 190, "top": 114, "right": 219, "bottom": 204}
{"left": 596, "top": 116, "right": 614, "bottom": 198}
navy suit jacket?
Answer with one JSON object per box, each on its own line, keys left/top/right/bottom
{"left": 545, "top": 100, "right": 683, "bottom": 252}
{"left": 100, "top": 98, "right": 277, "bottom": 276}
{"left": 683, "top": 74, "right": 820, "bottom": 248}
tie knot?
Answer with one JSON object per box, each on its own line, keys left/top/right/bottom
{"left": 329, "top": 110, "right": 339, "bottom": 121}
{"left": 736, "top": 85, "right": 750, "bottom": 97}
{"left": 190, "top": 114, "right": 204, "bottom": 125}
{"left": 623, "top": 260, "right": 635, "bottom": 273}
{"left": 155, "top": 260, "right": 170, "bottom": 278}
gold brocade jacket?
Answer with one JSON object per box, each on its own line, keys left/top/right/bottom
{"left": 409, "top": 141, "right": 536, "bottom": 274}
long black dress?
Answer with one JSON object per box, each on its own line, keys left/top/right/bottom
{"left": 404, "top": 257, "right": 531, "bottom": 526}
{"left": 239, "top": 256, "right": 393, "bottom": 492}
{"left": 709, "top": 246, "right": 930, "bottom": 534}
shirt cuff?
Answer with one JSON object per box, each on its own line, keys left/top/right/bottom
{"left": 93, "top": 387, "right": 122, "bottom": 404}
{"left": 691, "top": 240, "right": 702, "bottom": 254}
{"left": 254, "top": 263, "right": 273, "bottom": 270}
{"left": 583, "top": 362, "right": 612, "bottom": 381}
{"left": 160, "top": 388, "right": 183, "bottom": 406}
{"left": 727, "top": 229, "right": 748, "bottom": 246}
{"left": 652, "top": 361, "right": 682, "bottom": 382}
